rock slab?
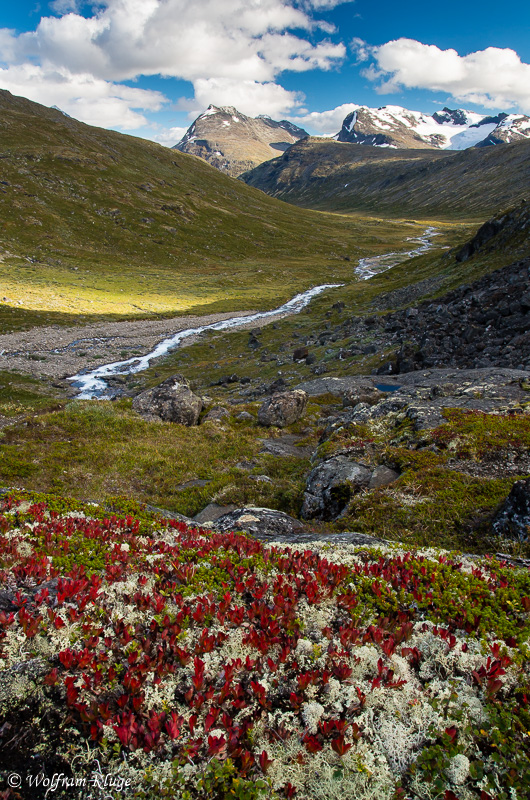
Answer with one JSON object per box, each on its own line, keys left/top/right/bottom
{"left": 301, "top": 457, "right": 372, "bottom": 521}
{"left": 493, "top": 479, "right": 530, "bottom": 541}
{"left": 210, "top": 506, "right": 307, "bottom": 541}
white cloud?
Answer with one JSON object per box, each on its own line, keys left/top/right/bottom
{"left": 193, "top": 78, "right": 302, "bottom": 118}
{"left": 49, "top": 0, "right": 82, "bottom": 12}
{"left": 21, "top": 0, "right": 345, "bottom": 84}
{"left": 300, "top": 0, "right": 353, "bottom": 8}
{"left": 0, "top": 63, "right": 165, "bottom": 129}
{"left": 288, "top": 102, "right": 358, "bottom": 134}
{"left": 364, "top": 38, "right": 530, "bottom": 112}
{"left": 0, "top": 0, "right": 352, "bottom": 127}
{"left": 144, "top": 125, "right": 188, "bottom": 146}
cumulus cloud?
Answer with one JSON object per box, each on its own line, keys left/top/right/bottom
{"left": 0, "top": 0, "right": 350, "bottom": 126}
{"left": 193, "top": 78, "right": 302, "bottom": 118}
{"left": 289, "top": 102, "right": 358, "bottom": 134}
{"left": 146, "top": 126, "right": 188, "bottom": 146}
{"left": 15, "top": 1, "right": 346, "bottom": 84}
{"left": 0, "top": 63, "right": 165, "bottom": 129}
{"left": 363, "top": 38, "right": 530, "bottom": 112}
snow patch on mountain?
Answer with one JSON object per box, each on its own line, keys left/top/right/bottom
{"left": 336, "top": 105, "right": 530, "bottom": 151}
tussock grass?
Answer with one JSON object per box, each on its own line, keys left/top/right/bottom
{"left": 0, "top": 398, "right": 320, "bottom": 517}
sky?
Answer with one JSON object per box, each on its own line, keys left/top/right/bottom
{"left": 0, "top": 0, "right": 529, "bottom": 146}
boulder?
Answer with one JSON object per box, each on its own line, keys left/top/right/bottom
{"left": 235, "top": 411, "right": 254, "bottom": 422}
{"left": 257, "top": 390, "right": 308, "bottom": 428}
{"left": 343, "top": 385, "right": 384, "bottom": 408}
{"left": 210, "top": 506, "right": 307, "bottom": 541}
{"left": 369, "top": 465, "right": 400, "bottom": 489}
{"left": 492, "top": 478, "right": 530, "bottom": 541}
{"left": 202, "top": 406, "right": 230, "bottom": 423}
{"left": 132, "top": 375, "right": 202, "bottom": 425}
{"left": 301, "top": 456, "right": 371, "bottom": 521}
{"left": 293, "top": 346, "right": 309, "bottom": 361}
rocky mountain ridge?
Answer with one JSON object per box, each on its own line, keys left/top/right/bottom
{"left": 175, "top": 102, "right": 530, "bottom": 177}
{"left": 240, "top": 135, "right": 530, "bottom": 218}
{"left": 173, "top": 104, "right": 308, "bottom": 176}
{"left": 336, "top": 104, "right": 530, "bottom": 150}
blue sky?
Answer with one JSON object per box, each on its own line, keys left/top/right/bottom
{"left": 1, "top": 0, "right": 529, "bottom": 145}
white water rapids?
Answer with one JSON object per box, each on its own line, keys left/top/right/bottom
{"left": 69, "top": 227, "right": 440, "bottom": 398}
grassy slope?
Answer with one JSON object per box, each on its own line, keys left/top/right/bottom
{"left": 240, "top": 136, "right": 530, "bottom": 219}
{"left": 0, "top": 90, "right": 420, "bottom": 328}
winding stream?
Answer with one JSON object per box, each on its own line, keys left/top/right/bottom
{"left": 355, "top": 226, "right": 441, "bottom": 279}
{"left": 69, "top": 227, "right": 440, "bottom": 399}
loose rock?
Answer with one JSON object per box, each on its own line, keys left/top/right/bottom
{"left": 202, "top": 406, "right": 230, "bottom": 423}
{"left": 132, "top": 375, "right": 203, "bottom": 425}
{"left": 210, "top": 506, "right": 307, "bottom": 541}
{"left": 257, "top": 389, "right": 308, "bottom": 428}
{"left": 369, "top": 465, "right": 400, "bottom": 489}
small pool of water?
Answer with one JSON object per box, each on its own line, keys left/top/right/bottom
{"left": 374, "top": 383, "right": 401, "bottom": 392}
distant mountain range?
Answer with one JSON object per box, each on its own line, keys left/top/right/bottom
{"left": 173, "top": 105, "right": 308, "bottom": 177}
{"left": 335, "top": 105, "right": 530, "bottom": 150}
{"left": 174, "top": 104, "right": 530, "bottom": 176}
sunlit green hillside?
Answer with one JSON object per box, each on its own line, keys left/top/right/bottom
{"left": 0, "top": 90, "right": 423, "bottom": 329}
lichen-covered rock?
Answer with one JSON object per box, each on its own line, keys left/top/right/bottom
{"left": 342, "top": 385, "right": 384, "bottom": 408}
{"left": 210, "top": 506, "right": 307, "bottom": 541}
{"left": 132, "top": 375, "right": 202, "bottom": 425}
{"left": 301, "top": 456, "right": 371, "bottom": 520}
{"left": 257, "top": 390, "right": 308, "bottom": 428}
{"left": 193, "top": 503, "right": 238, "bottom": 524}
{"left": 493, "top": 478, "right": 530, "bottom": 541}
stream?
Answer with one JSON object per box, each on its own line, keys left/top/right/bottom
{"left": 355, "top": 226, "right": 440, "bottom": 279}
{"left": 69, "top": 227, "right": 440, "bottom": 399}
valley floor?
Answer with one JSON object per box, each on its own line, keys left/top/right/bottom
{"left": 0, "top": 308, "right": 264, "bottom": 384}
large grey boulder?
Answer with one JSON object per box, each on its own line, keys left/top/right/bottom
{"left": 493, "top": 478, "right": 530, "bottom": 541}
{"left": 132, "top": 375, "right": 203, "bottom": 425}
{"left": 257, "top": 390, "right": 308, "bottom": 428}
{"left": 301, "top": 456, "right": 371, "bottom": 521}
{"left": 210, "top": 506, "right": 307, "bottom": 542}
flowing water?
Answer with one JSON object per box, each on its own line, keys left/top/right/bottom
{"left": 69, "top": 227, "right": 440, "bottom": 399}
{"left": 69, "top": 283, "right": 343, "bottom": 398}
{"left": 354, "top": 226, "right": 441, "bottom": 280}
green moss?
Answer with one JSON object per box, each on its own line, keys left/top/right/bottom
{"left": 0, "top": 370, "right": 62, "bottom": 417}
{"left": 432, "top": 408, "right": 530, "bottom": 459}
{"left": 31, "top": 527, "right": 108, "bottom": 574}
{"left": 338, "top": 465, "right": 520, "bottom": 553}
{"left": 134, "top": 758, "right": 271, "bottom": 800}
{"left": 0, "top": 399, "right": 311, "bottom": 518}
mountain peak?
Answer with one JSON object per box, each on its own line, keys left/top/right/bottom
{"left": 174, "top": 106, "right": 308, "bottom": 176}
